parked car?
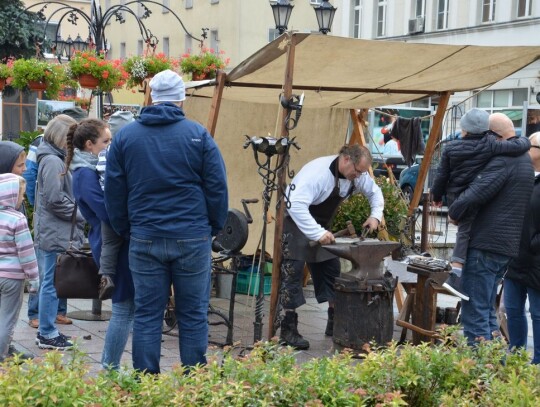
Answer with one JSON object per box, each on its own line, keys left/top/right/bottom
{"left": 372, "top": 154, "right": 409, "bottom": 180}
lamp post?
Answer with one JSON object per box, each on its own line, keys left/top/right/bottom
{"left": 313, "top": 0, "right": 337, "bottom": 35}
{"left": 270, "top": 0, "right": 294, "bottom": 35}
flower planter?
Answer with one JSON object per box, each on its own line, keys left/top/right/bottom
{"left": 77, "top": 73, "right": 100, "bottom": 89}
{"left": 0, "top": 78, "right": 5, "bottom": 91}
{"left": 191, "top": 72, "right": 207, "bottom": 81}
{"left": 27, "top": 80, "right": 47, "bottom": 91}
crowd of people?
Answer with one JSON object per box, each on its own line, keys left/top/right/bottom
{"left": 0, "top": 72, "right": 538, "bottom": 369}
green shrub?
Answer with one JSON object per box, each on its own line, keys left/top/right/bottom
{"left": 0, "top": 336, "right": 538, "bottom": 406}
{"left": 333, "top": 176, "right": 408, "bottom": 239}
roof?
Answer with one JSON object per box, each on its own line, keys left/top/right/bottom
{"left": 187, "top": 33, "right": 540, "bottom": 109}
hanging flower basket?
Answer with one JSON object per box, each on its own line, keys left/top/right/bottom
{"left": 27, "top": 80, "right": 47, "bottom": 91}
{"left": 180, "top": 48, "right": 229, "bottom": 81}
{"left": 0, "top": 78, "right": 5, "bottom": 91}
{"left": 77, "top": 73, "right": 100, "bottom": 89}
{"left": 10, "top": 58, "right": 65, "bottom": 99}
{"left": 191, "top": 72, "right": 207, "bottom": 81}
{"left": 123, "top": 53, "right": 178, "bottom": 88}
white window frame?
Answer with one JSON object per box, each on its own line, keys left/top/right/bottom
{"left": 353, "top": 0, "right": 363, "bottom": 39}
{"left": 415, "top": 0, "right": 424, "bottom": 17}
{"left": 310, "top": 0, "right": 322, "bottom": 4}
{"left": 185, "top": 0, "right": 193, "bottom": 9}
{"left": 481, "top": 0, "right": 496, "bottom": 23}
{"left": 436, "top": 0, "right": 449, "bottom": 30}
{"left": 517, "top": 0, "right": 532, "bottom": 17}
{"left": 376, "top": 0, "right": 387, "bottom": 37}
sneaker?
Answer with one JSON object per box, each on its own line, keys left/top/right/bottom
{"left": 28, "top": 319, "right": 39, "bottom": 329}
{"left": 98, "top": 276, "right": 115, "bottom": 301}
{"left": 443, "top": 273, "right": 470, "bottom": 301}
{"left": 7, "top": 345, "right": 34, "bottom": 361}
{"left": 56, "top": 315, "right": 72, "bottom": 325}
{"left": 35, "top": 332, "right": 72, "bottom": 345}
{"left": 36, "top": 333, "right": 73, "bottom": 350}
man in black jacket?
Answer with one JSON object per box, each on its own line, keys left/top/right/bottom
{"left": 448, "top": 113, "right": 534, "bottom": 345}
{"left": 504, "top": 131, "right": 540, "bottom": 364}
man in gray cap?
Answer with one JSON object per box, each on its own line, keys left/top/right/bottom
{"left": 105, "top": 69, "right": 228, "bottom": 374}
{"left": 432, "top": 108, "right": 530, "bottom": 300}
{"left": 449, "top": 112, "right": 534, "bottom": 345}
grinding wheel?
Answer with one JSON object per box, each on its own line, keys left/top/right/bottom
{"left": 213, "top": 208, "right": 249, "bottom": 253}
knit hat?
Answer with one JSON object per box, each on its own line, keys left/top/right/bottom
{"left": 0, "top": 141, "right": 24, "bottom": 174}
{"left": 61, "top": 107, "right": 88, "bottom": 123}
{"left": 460, "top": 108, "right": 489, "bottom": 135}
{"left": 108, "top": 111, "right": 135, "bottom": 136}
{"left": 150, "top": 69, "right": 186, "bottom": 103}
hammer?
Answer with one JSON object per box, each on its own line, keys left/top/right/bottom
{"left": 309, "top": 220, "right": 357, "bottom": 247}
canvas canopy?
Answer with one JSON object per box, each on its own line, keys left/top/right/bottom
{"left": 187, "top": 33, "right": 540, "bottom": 108}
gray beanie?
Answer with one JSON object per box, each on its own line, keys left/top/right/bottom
{"left": 150, "top": 69, "right": 186, "bottom": 103}
{"left": 460, "top": 108, "right": 489, "bottom": 135}
{"left": 61, "top": 107, "right": 88, "bottom": 123}
{"left": 108, "top": 111, "right": 135, "bottom": 136}
{"left": 0, "top": 141, "right": 24, "bottom": 174}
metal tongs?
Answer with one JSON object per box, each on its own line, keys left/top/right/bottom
{"left": 360, "top": 226, "right": 370, "bottom": 240}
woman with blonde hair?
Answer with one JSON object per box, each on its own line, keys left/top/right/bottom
{"left": 34, "top": 114, "right": 84, "bottom": 350}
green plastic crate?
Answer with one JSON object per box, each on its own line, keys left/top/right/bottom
{"left": 236, "top": 269, "right": 272, "bottom": 296}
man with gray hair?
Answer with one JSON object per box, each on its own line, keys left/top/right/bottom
{"left": 280, "top": 144, "right": 384, "bottom": 349}
{"left": 449, "top": 112, "right": 534, "bottom": 345}
{"left": 105, "top": 69, "right": 228, "bottom": 373}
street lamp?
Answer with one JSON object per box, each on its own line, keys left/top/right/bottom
{"left": 313, "top": 0, "right": 337, "bottom": 35}
{"left": 270, "top": 0, "right": 294, "bottom": 35}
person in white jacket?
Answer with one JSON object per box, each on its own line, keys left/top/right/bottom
{"left": 280, "top": 144, "right": 384, "bottom": 349}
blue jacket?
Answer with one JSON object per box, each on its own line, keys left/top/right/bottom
{"left": 72, "top": 167, "right": 133, "bottom": 303}
{"left": 105, "top": 103, "right": 228, "bottom": 239}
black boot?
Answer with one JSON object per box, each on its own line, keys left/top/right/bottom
{"left": 280, "top": 311, "right": 310, "bottom": 350}
{"left": 325, "top": 307, "right": 334, "bottom": 337}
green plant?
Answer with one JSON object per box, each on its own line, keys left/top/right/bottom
{"left": 68, "top": 50, "right": 128, "bottom": 93}
{"left": 10, "top": 58, "right": 65, "bottom": 98}
{"left": 0, "top": 58, "right": 13, "bottom": 79}
{"left": 180, "top": 48, "right": 229, "bottom": 79}
{"left": 333, "top": 175, "right": 408, "bottom": 239}
{"left": 123, "top": 53, "right": 178, "bottom": 87}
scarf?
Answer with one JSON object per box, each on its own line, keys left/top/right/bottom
{"left": 70, "top": 148, "right": 98, "bottom": 171}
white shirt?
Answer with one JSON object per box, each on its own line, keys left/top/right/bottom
{"left": 382, "top": 139, "right": 400, "bottom": 155}
{"left": 286, "top": 155, "right": 384, "bottom": 241}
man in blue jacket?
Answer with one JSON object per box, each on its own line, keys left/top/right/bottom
{"left": 105, "top": 70, "right": 228, "bottom": 374}
{"left": 449, "top": 113, "right": 534, "bottom": 345}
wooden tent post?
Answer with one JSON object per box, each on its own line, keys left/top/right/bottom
{"left": 349, "top": 109, "right": 374, "bottom": 177}
{"left": 206, "top": 70, "right": 226, "bottom": 136}
{"left": 268, "top": 33, "right": 297, "bottom": 338}
{"left": 407, "top": 92, "right": 451, "bottom": 216}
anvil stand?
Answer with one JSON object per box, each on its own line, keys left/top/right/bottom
{"left": 68, "top": 91, "right": 111, "bottom": 322}
{"left": 244, "top": 136, "right": 299, "bottom": 342}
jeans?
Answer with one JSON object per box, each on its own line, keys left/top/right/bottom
{"left": 0, "top": 278, "right": 25, "bottom": 360}
{"left": 102, "top": 299, "right": 135, "bottom": 370}
{"left": 129, "top": 234, "right": 211, "bottom": 374}
{"left": 37, "top": 249, "right": 63, "bottom": 339}
{"left": 28, "top": 248, "right": 67, "bottom": 320}
{"left": 504, "top": 277, "right": 540, "bottom": 364}
{"left": 461, "top": 248, "right": 510, "bottom": 345}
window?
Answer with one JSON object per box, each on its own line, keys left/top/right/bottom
{"left": 376, "top": 0, "right": 387, "bottom": 37}
{"left": 137, "top": 40, "right": 143, "bottom": 56}
{"left": 105, "top": 0, "right": 111, "bottom": 23}
{"left": 415, "top": 0, "right": 424, "bottom": 17}
{"left": 162, "top": 0, "right": 170, "bottom": 13}
{"left": 517, "top": 0, "right": 532, "bottom": 17}
{"left": 163, "top": 37, "right": 170, "bottom": 57}
{"left": 120, "top": 42, "right": 126, "bottom": 59}
{"left": 37, "top": 22, "right": 59, "bottom": 54}
{"left": 436, "top": 0, "right": 449, "bottom": 30}
{"left": 185, "top": 36, "right": 192, "bottom": 54}
{"left": 353, "top": 0, "right": 363, "bottom": 38}
{"left": 210, "top": 30, "right": 219, "bottom": 53}
{"left": 2, "top": 90, "right": 38, "bottom": 138}
{"left": 310, "top": 0, "right": 323, "bottom": 4}
{"left": 475, "top": 88, "right": 528, "bottom": 128}
{"left": 482, "top": 0, "right": 496, "bottom": 22}
{"left": 210, "top": 0, "right": 219, "bottom": 4}
{"left": 185, "top": 0, "right": 193, "bottom": 8}
{"left": 268, "top": 28, "right": 280, "bottom": 42}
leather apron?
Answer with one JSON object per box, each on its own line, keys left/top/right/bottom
{"left": 283, "top": 158, "right": 354, "bottom": 263}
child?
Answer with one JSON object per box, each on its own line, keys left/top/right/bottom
{"left": 0, "top": 174, "right": 39, "bottom": 361}
{"left": 96, "top": 111, "right": 135, "bottom": 300}
{"left": 431, "top": 108, "right": 530, "bottom": 300}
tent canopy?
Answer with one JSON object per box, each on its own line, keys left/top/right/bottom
{"left": 187, "top": 33, "right": 540, "bottom": 109}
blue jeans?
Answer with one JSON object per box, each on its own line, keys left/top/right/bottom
{"left": 28, "top": 248, "right": 67, "bottom": 320}
{"left": 461, "top": 248, "right": 510, "bottom": 345}
{"left": 129, "top": 234, "right": 211, "bottom": 374}
{"left": 504, "top": 277, "right": 540, "bottom": 364}
{"left": 102, "top": 299, "right": 135, "bottom": 370}
{"left": 37, "top": 249, "right": 63, "bottom": 338}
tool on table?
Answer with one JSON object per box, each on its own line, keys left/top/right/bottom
{"left": 309, "top": 220, "right": 357, "bottom": 247}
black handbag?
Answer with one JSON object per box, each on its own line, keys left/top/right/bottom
{"left": 54, "top": 204, "right": 100, "bottom": 299}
